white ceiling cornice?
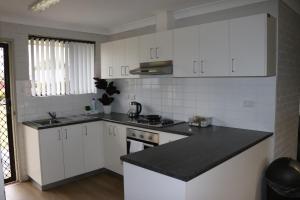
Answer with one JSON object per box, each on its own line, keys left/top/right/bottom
{"left": 174, "top": 0, "right": 268, "bottom": 19}
{"left": 0, "top": 15, "right": 110, "bottom": 35}
{"left": 109, "top": 0, "right": 268, "bottom": 34}
{"left": 108, "top": 16, "right": 156, "bottom": 35}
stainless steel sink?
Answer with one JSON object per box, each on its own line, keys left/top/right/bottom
{"left": 32, "top": 117, "right": 69, "bottom": 126}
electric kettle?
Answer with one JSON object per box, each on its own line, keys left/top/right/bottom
{"left": 128, "top": 101, "right": 142, "bottom": 118}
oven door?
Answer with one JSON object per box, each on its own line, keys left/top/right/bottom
{"left": 126, "top": 137, "right": 158, "bottom": 154}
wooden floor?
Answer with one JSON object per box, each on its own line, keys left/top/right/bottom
{"left": 5, "top": 172, "right": 124, "bottom": 200}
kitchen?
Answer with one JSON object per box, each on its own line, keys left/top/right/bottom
{"left": 0, "top": 0, "right": 300, "bottom": 200}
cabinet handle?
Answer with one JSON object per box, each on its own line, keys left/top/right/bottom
{"left": 200, "top": 60, "right": 204, "bottom": 74}
{"left": 64, "top": 129, "right": 68, "bottom": 140}
{"left": 113, "top": 126, "right": 117, "bottom": 136}
{"left": 126, "top": 66, "right": 129, "bottom": 76}
{"left": 193, "top": 60, "right": 197, "bottom": 74}
{"left": 109, "top": 67, "right": 113, "bottom": 76}
{"left": 58, "top": 129, "right": 61, "bottom": 141}
{"left": 108, "top": 125, "right": 112, "bottom": 135}
{"left": 150, "top": 48, "right": 154, "bottom": 59}
{"left": 120, "top": 66, "right": 124, "bottom": 76}
{"left": 155, "top": 47, "right": 159, "bottom": 59}
{"left": 83, "top": 126, "right": 88, "bottom": 136}
{"left": 231, "top": 58, "right": 235, "bottom": 73}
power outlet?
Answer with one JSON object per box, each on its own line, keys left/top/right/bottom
{"left": 243, "top": 100, "right": 255, "bottom": 108}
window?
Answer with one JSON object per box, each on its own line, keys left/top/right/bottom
{"left": 28, "top": 36, "right": 96, "bottom": 96}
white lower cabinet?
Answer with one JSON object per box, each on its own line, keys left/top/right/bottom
{"left": 39, "top": 127, "right": 65, "bottom": 185}
{"left": 24, "top": 122, "right": 104, "bottom": 186}
{"left": 62, "top": 124, "right": 85, "bottom": 179}
{"left": 82, "top": 122, "right": 104, "bottom": 173}
{"left": 103, "top": 122, "right": 127, "bottom": 175}
{"left": 159, "top": 132, "right": 186, "bottom": 145}
{"left": 24, "top": 120, "right": 187, "bottom": 187}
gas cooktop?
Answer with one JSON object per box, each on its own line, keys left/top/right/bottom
{"left": 128, "top": 115, "right": 184, "bottom": 128}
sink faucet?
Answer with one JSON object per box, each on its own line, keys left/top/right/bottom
{"left": 48, "top": 112, "right": 57, "bottom": 121}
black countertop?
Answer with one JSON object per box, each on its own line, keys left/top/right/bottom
{"left": 23, "top": 112, "right": 194, "bottom": 136}
{"left": 23, "top": 112, "right": 273, "bottom": 182}
{"left": 121, "top": 126, "right": 272, "bottom": 182}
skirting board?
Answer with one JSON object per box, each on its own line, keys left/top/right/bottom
{"left": 29, "top": 168, "right": 121, "bottom": 191}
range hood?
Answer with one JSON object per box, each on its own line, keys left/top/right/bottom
{"left": 130, "top": 60, "right": 173, "bottom": 75}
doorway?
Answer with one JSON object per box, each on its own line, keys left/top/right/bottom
{"left": 0, "top": 43, "right": 16, "bottom": 183}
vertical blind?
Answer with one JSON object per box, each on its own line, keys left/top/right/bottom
{"left": 28, "top": 37, "right": 96, "bottom": 96}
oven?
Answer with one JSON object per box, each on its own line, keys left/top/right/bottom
{"left": 126, "top": 128, "right": 159, "bottom": 154}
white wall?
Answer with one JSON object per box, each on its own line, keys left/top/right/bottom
{"left": 112, "top": 77, "right": 276, "bottom": 132}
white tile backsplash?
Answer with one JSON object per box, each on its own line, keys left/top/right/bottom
{"left": 112, "top": 77, "right": 276, "bottom": 132}
{"left": 16, "top": 80, "right": 98, "bottom": 122}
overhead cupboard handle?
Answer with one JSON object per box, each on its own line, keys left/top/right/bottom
{"left": 150, "top": 48, "right": 154, "bottom": 59}
{"left": 109, "top": 67, "right": 113, "bottom": 76}
{"left": 231, "top": 58, "right": 235, "bottom": 72}
{"left": 121, "top": 66, "right": 124, "bottom": 76}
{"left": 200, "top": 60, "right": 204, "bottom": 74}
{"left": 155, "top": 47, "right": 159, "bottom": 59}
{"left": 124, "top": 66, "right": 129, "bottom": 76}
{"left": 193, "top": 60, "right": 197, "bottom": 74}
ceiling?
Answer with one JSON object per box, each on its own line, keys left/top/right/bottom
{"left": 0, "top": 0, "right": 268, "bottom": 34}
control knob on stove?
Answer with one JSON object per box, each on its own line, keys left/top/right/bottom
{"left": 148, "top": 135, "right": 153, "bottom": 140}
{"left": 139, "top": 135, "right": 144, "bottom": 139}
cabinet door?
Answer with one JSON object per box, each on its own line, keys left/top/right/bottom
{"left": 199, "top": 20, "right": 230, "bottom": 76}
{"left": 139, "top": 33, "right": 155, "bottom": 63}
{"left": 82, "top": 122, "right": 104, "bottom": 173}
{"left": 39, "top": 128, "right": 64, "bottom": 185}
{"left": 103, "top": 122, "right": 126, "bottom": 175}
{"left": 112, "top": 40, "right": 125, "bottom": 78}
{"left": 101, "top": 42, "right": 113, "bottom": 79}
{"left": 155, "top": 30, "right": 173, "bottom": 61}
{"left": 125, "top": 37, "right": 140, "bottom": 78}
{"left": 229, "top": 14, "right": 267, "bottom": 76}
{"left": 159, "top": 132, "right": 186, "bottom": 145}
{"left": 173, "top": 26, "right": 200, "bottom": 77}
{"left": 62, "top": 124, "right": 85, "bottom": 178}
{"left": 103, "top": 123, "right": 117, "bottom": 173}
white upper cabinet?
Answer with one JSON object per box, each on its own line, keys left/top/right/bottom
{"left": 101, "top": 42, "right": 113, "bottom": 79}
{"left": 112, "top": 40, "right": 125, "bottom": 79}
{"left": 139, "top": 30, "right": 173, "bottom": 63}
{"left": 155, "top": 31, "right": 173, "bottom": 61}
{"left": 139, "top": 34, "right": 156, "bottom": 63}
{"left": 101, "top": 37, "right": 140, "bottom": 79}
{"left": 173, "top": 26, "right": 200, "bottom": 77}
{"left": 174, "top": 21, "right": 230, "bottom": 77}
{"left": 125, "top": 37, "right": 140, "bottom": 78}
{"left": 199, "top": 20, "right": 230, "bottom": 76}
{"left": 101, "top": 14, "right": 275, "bottom": 79}
{"left": 229, "top": 14, "right": 275, "bottom": 76}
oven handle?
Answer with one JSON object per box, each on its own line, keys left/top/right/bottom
{"left": 126, "top": 138, "right": 158, "bottom": 154}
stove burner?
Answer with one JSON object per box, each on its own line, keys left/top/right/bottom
{"left": 128, "top": 115, "right": 183, "bottom": 127}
